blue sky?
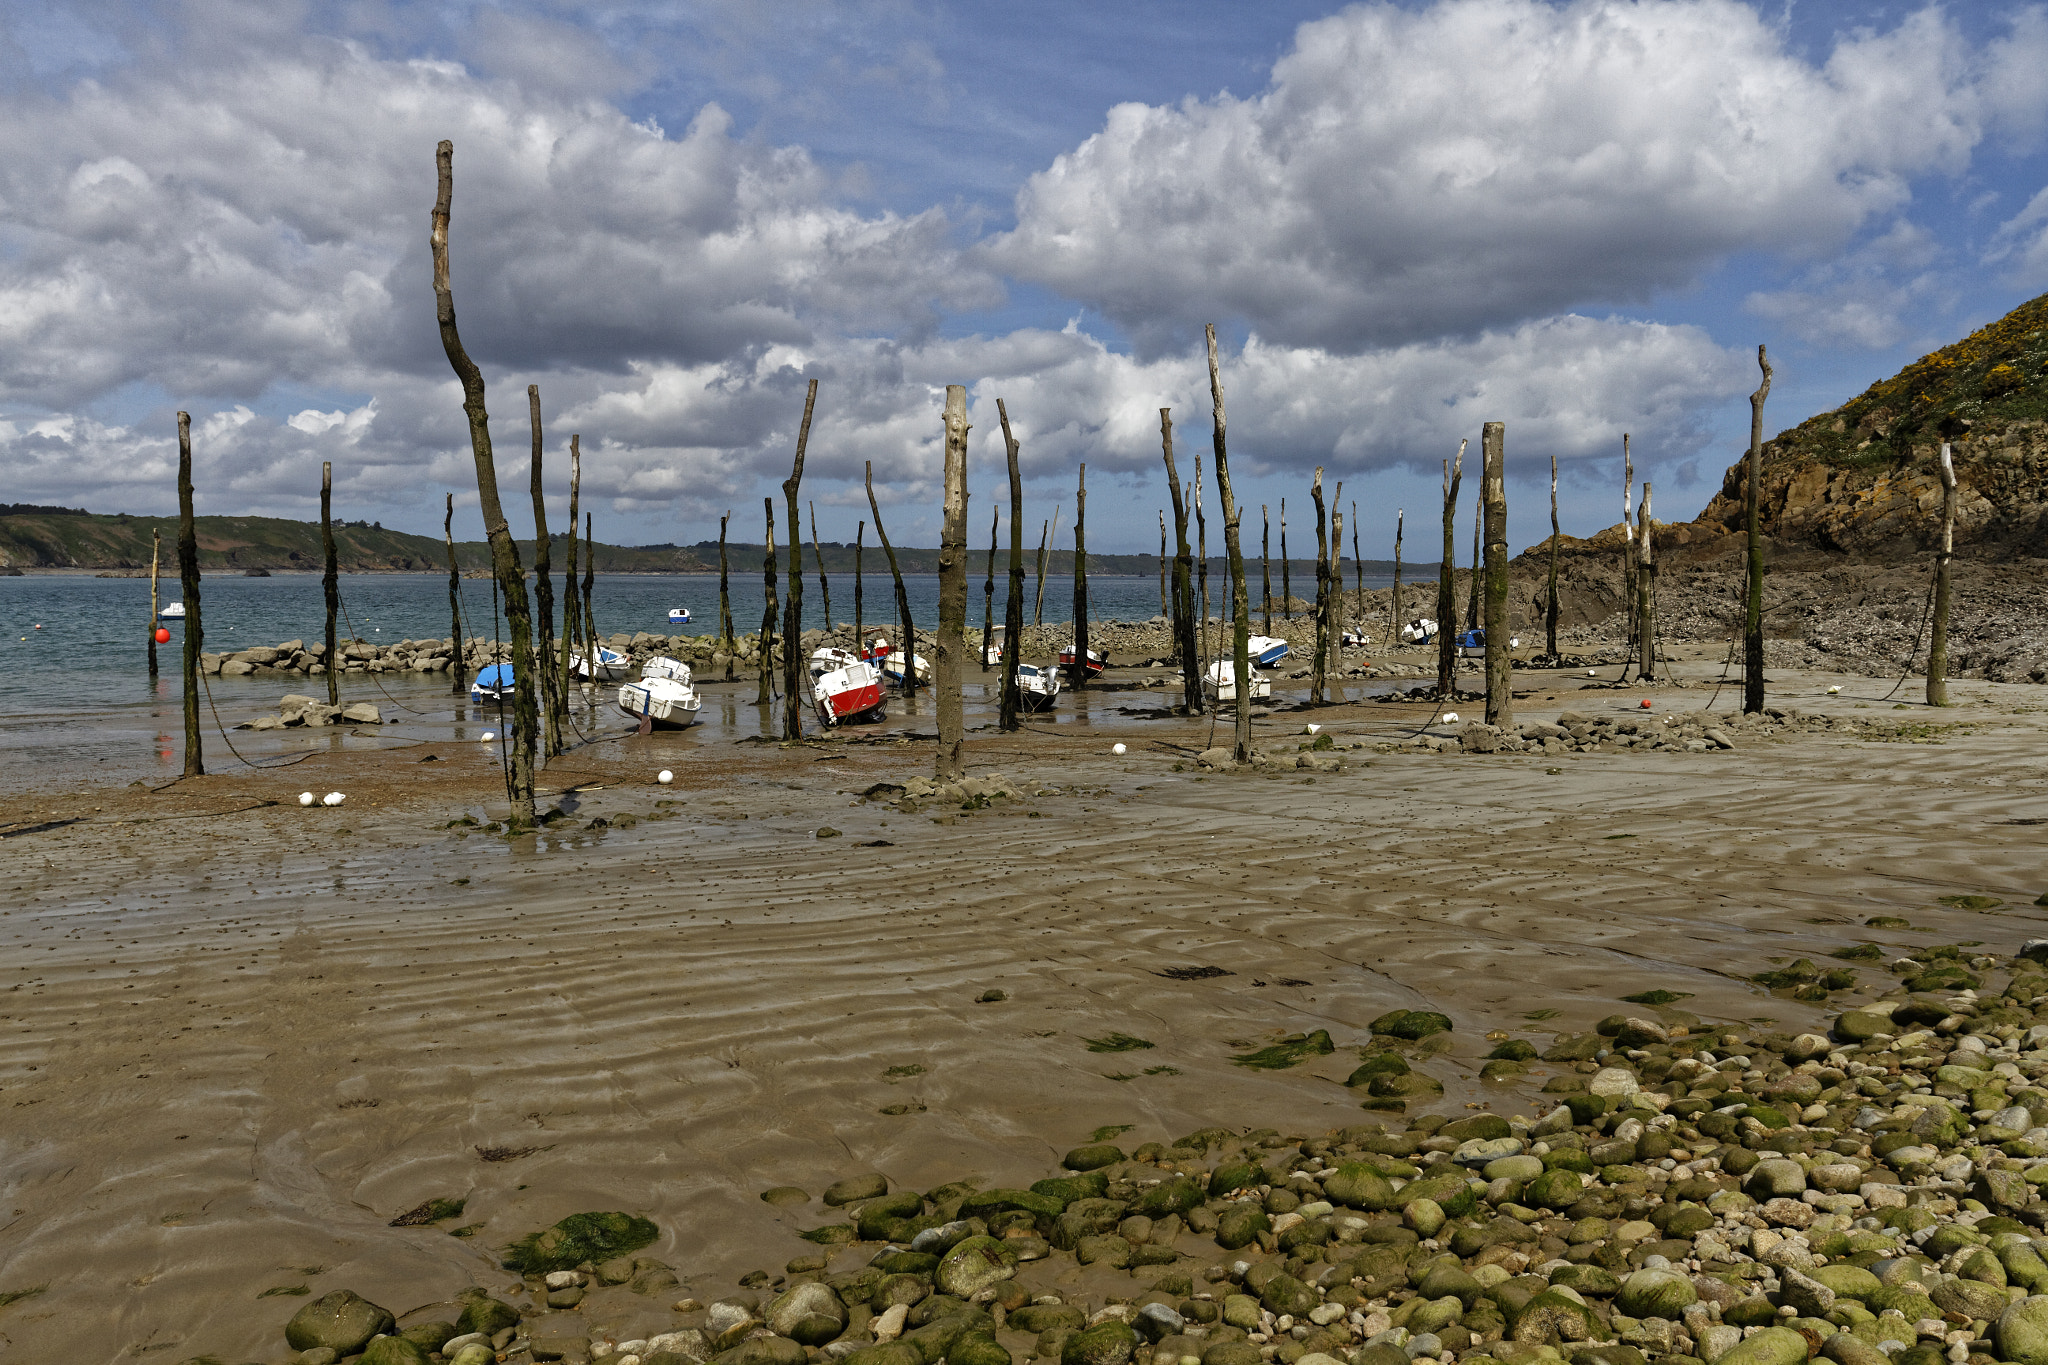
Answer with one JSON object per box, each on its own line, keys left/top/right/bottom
{"left": 2, "top": 0, "right": 2045, "bottom": 558}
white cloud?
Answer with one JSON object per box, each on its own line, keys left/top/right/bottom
{"left": 986, "top": 0, "right": 2048, "bottom": 354}
{"left": 1744, "top": 219, "right": 1949, "bottom": 349}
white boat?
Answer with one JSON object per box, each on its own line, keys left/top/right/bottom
{"left": 470, "top": 662, "right": 514, "bottom": 703}
{"left": 981, "top": 626, "right": 1007, "bottom": 666}
{"left": 158, "top": 602, "right": 186, "bottom": 620}
{"left": 642, "top": 656, "right": 693, "bottom": 684}
{"left": 572, "top": 646, "right": 630, "bottom": 681}
{"left": 1058, "top": 644, "right": 1106, "bottom": 677}
{"left": 1247, "top": 634, "right": 1289, "bottom": 668}
{"left": 667, "top": 607, "right": 692, "bottom": 626}
{"left": 809, "top": 647, "right": 862, "bottom": 676}
{"left": 1399, "top": 618, "right": 1438, "bottom": 645}
{"left": 1340, "top": 628, "right": 1372, "bottom": 649}
{"left": 617, "top": 676, "right": 701, "bottom": 729}
{"left": 1015, "top": 662, "right": 1062, "bottom": 712}
{"left": 813, "top": 660, "right": 886, "bottom": 726}
{"left": 864, "top": 637, "right": 930, "bottom": 684}
{"left": 1455, "top": 628, "right": 1520, "bottom": 659}
{"left": 1205, "top": 660, "right": 1272, "bottom": 702}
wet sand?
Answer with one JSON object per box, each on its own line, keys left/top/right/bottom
{"left": 2, "top": 660, "right": 2046, "bottom": 1361}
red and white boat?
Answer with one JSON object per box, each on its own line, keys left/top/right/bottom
{"left": 1058, "top": 644, "right": 1106, "bottom": 677}
{"left": 862, "top": 636, "right": 930, "bottom": 684}
{"left": 812, "top": 658, "right": 886, "bottom": 726}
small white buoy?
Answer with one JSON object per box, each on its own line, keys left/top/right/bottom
{"left": 657, "top": 770, "right": 674, "bottom": 784}
{"left": 480, "top": 730, "right": 496, "bottom": 741}
{"left": 322, "top": 792, "right": 345, "bottom": 807}
{"left": 299, "top": 792, "right": 315, "bottom": 806}
{"left": 1827, "top": 685, "right": 1842, "bottom": 694}
{"left": 1585, "top": 669, "right": 1596, "bottom": 677}
{"left": 1443, "top": 711, "right": 1460, "bottom": 723}
{"left": 1112, "top": 743, "right": 1127, "bottom": 756}
{"left": 1306, "top": 723, "right": 1321, "bottom": 734}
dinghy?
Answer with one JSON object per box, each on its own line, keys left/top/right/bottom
{"left": 572, "top": 646, "right": 630, "bottom": 681}
{"left": 470, "top": 662, "right": 514, "bottom": 703}
{"left": 1340, "top": 628, "right": 1372, "bottom": 649}
{"left": 812, "top": 659, "right": 886, "bottom": 726}
{"left": 666, "top": 607, "right": 692, "bottom": 626}
{"left": 1399, "top": 618, "right": 1438, "bottom": 645}
{"left": 1015, "top": 662, "right": 1062, "bottom": 712}
{"left": 1204, "top": 660, "right": 1272, "bottom": 702}
{"left": 1058, "top": 644, "right": 1106, "bottom": 678}
{"left": 1247, "top": 634, "right": 1290, "bottom": 668}
{"left": 617, "top": 676, "right": 701, "bottom": 729}
{"left": 158, "top": 602, "right": 186, "bottom": 620}
{"left": 642, "top": 656, "right": 694, "bottom": 683}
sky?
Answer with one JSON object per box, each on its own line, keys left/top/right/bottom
{"left": 3, "top": 0, "right": 2047, "bottom": 558}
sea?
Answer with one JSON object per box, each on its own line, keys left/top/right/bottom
{"left": 0, "top": 569, "right": 1402, "bottom": 792}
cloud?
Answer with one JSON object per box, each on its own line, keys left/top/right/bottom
{"left": 1744, "top": 219, "right": 1949, "bottom": 348}
{"left": 985, "top": 0, "right": 2048, "bottom": 355}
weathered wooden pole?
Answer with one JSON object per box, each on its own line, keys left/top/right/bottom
{"left": 1466, "top": 490, "right": 1481, "bottom": 641}
{"left": 444, "top": 493, "right": 465, "bottom": 696}
{"left": 1636, "top": 481, "right": 1656, "bottom": 683}
{"left": 999, "top": 401, "right": 1026, "bottom": 728}
{"left": 1621, "top": 433, "right": 1636, "bottom": 674}
{"left": 1309, "top": 468, "right": 1329, "bottom": 706}
{"left": 1071, "top": 463, "right": 1090, "bottom": 686}
{"left": 1546, "top": 454, "right": 1560, "bottom": 658}
{"left": 1193, "top": 459, "right": 1209, "bottom": 642}
{"left": 854, "top": 521, "right": 865, "bottom": 649}
{"left": 864, "top": 462, "right": 916, "bottom": 695}
{"left": 561, "top": 440, "right": 581, "bottom": 699}
{"left": 1261, "top": 505, "right": 1273, "bottom": 634}
{"left": 320, "top": 462, "right": 338, "bottom": 704}
{"left": 1482, "top": 422, "right": 1511, "bottom": 728}
{"left": 717, "top": 510, "right": 733, "bottom": 681}
{"left": 1436, "top": 441, "right": 1466, "bottom": 697}
{"left": 1352, "top": 502, "right": 1365, "bottom": 621}
{"left": 780, "top": 379, "right": 818, "bottom": 740}
{"left": 982, "top": 503, "right": 997, "bottom": 671}
{"left": 810, "top": 502, "right": 833, "bottom": 637}
{"left": 581, "top": 510, "right": 596, "bottom": 685}
{"left": 758, "top": 497, "right": 778, "bottom": 707}
{"left": 936, "top": 385, "right": 970, "bottom": 779}
{"left": 1033, "top": 507, "right": 1058, "bottom": 626}
{"left": 1158, "top": 512, "right": 1168, "bottom": 618}
{"left": 1208, "top": 326, "right": 1253, "bottom": 762}
{"left": 148, "top": 527, "right": 161, "bottom": 679}
{"left": 1391, "top": 509, "right": 1404, "bottom": 647}
{"left": 1328, "top": 484, "right": 1344, "bottom": 690}
{"left": 1744, "top": 345, "right": 1772, "bottom": 714}
{"left": 1280, "top": 499, "right": 1292, "bottom": 620}
{"left": 1928, "top": 442, "right": 1957, "bottom": 706}
{"left": 527, "top": 386, "right": 560, "bottom": 758}
{"left": 176, "top": 411, "right": 203, "bottom": 778}
{"left": 433, "top": 140, "right": 534, "bottom": 823}
{"left": 1161, "top": 409, "right": 1202, "bottom": 714}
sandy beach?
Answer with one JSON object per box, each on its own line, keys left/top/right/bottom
{"left": 3, "top": 657, "right": 2046, "bottom": 1363}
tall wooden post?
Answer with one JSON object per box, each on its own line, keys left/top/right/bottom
{"left": 1928, "top": 443, "right": 1957, "bottom": 706}
{"left": 1328, "top": 485, "right": 1344, "bottom": 692}
{"left": 1034, "top": 507, "right": 1057, "bottom": 626}
{"left": 445, "top": 493, "right": 465, "bottom": 696}
{"left": 433, "top": 141, "right": 534, "bottom": 824}
{"left": 527, "top": 386, "right": 560, "bottom": 757}
{"left": 1636, "top": 481, "right": 1656, "bottom": 683}
{"left": 982, "top": 504, "right": 997, "bottom": 671}
{"left": 561, "top": 440, "right": 581, "bottom": 700}
{"left": 936, "top": 385, "right": 970, "bottom": 779}
{"left": 1280, "top": 499, "right": 1291, "bottom": 621}
{"left": 1193, "top": 459, "right": 1209, "bottom": 647}
{"left": 781, "top": 379, "right": 818, "bottom": 740}
{"left": 1466, "top": 491, "right": 1481, "bottom": 641}
{"left": 1482, "top": 422, "right": 1511, "bottom": 728}
{"left": 321, "top": 461, "right": 339, "bottom": 705}
{"left": 999, "top": 402, "right": 1026, "bottom": 729}
{"left": 1158, "top": 512, "right": 1168, "bottom": 618}
{"left": 854, "top": 521, "right": 865, "bottom": 650}
{"left": 1392, "top": 510, "right": 1404, "bottom": 648}
{"left": 1546, "top": 454, "right": 1560, "bottom": 659}
{"left": 864, "top": 462, "right": 916, "bottom": 695}
{"left": 581, "top": 510, "right": 595, "bottom": 687}
{"left": 177, "top": 412, "right": 203, "bottom": 778}
{"left": 1309, "top": 469, "right": 1329, "bottom": 706}
{"left": 1261, "top": 505, "right": 1273, "bottom": 634}
{"left": 1621, "top": 434, "right": 1636, "bottom": 675}
{"left": 717, "top": 510, "right": 733, "bottom": 680}
{"left": 1161, "top": 409, "right": 1201, "bottom": 714}
{"left": 758, "top": 498, "right": 778, "bottom": 707}
{"left": 1744, "top": 345, "right": 1772, "bottom": 713}
{"left": 1071, "top": 463, "right": 1090, "bottom": 686}
{"left": 148, "top": 528, "right": 161, "bottom": 678}
{"left": 1208, "top": 326, "right": 1253, "bottom": 762}
{"left": 1352, "top": 503, "right": 1364, "bottom": 622}
{"left": 811, "top": 502, "right": 833, "bottom": 636}
{"left": 1436, "top": 441, "right": 1466, "bottom": 697}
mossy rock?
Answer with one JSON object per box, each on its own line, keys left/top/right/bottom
{"left": 502, "top": 1211, "right": 657, "bottom": 1274}
{"left": 1487, "top": 1039, "right": 1538, "bottom": 1062}
{"left": 1062, "top": 1144, "right": 1126, "bottom": 1171}
{"left": 1208, "top": 1162, "right": 1261, "bottom": 1196}
{"left": 1215, "top": 1205, "right": 1271, "bottom": 1250}
{"left": 1062, "top": 1319, "right": 1139, "bottom": 1365}
{"left": 1371, "top": 1010, "right": 1453, "bottom": 1040}
{"left": 1030, "top": 1173, "right": 1108, "bottom": 1204}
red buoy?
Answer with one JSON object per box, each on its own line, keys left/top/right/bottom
{"left": 155, "top": 627, "right": 171, "bottom": 644}
{"left": 1639, "top": 699, "right": 1652, "bottom": 709}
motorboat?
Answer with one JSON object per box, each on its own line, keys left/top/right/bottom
{"left": 809, "top": 646, "right": 862, "bottom": 675}
{"left": 981, "top": 626, "right": 1006, "bottom": 666}
{"left": 158, "top": 602, "right": 186, "bottom": 620}
{"left": 642, "top": 656, "right": 693, "bottom": 683}
{"left": 1247, "top": 634, "right": 1290, "bottom": 668}
{"left": 1399, "top": 618, "right": 1438, "bottom": 645}
{"left": 470, "top": 662, "right": 515, "bottom": 703}
{"left": 617, "top": 676, "right": 701, "bottom": 729}
{"left": 813, "top": 659, "right": 886, "bottom": 726}
{"left": 1340, "top": 628, "right": 1372, "bottom": 649}
{"left": 1058, "top": 644, "right": 1106, "bottom": 678}
{"left": 863, "top": 637, "right": 930, "bottom": 684}
{"left": 1456, "top": 629, "right": 1518, "bottom": 658}
{"left": 666, "top": 607, "right": 692, "bottom": 626}
{"left": 572, "top": 646, "right": 630, "bottom": 681}
{"left": 1015, "top": 662, "right": 1062, "bottom": 712}
{"left": 1204, "top": 660, "right": 1272, "bottom": 702}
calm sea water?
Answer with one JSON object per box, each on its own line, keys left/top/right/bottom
{"left": 0, "top": 569, "right": 1400, "bottom": 792}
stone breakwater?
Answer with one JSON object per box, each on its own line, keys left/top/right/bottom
{"left": 225, "top": 945, "right": 2048, "bottom": 1365}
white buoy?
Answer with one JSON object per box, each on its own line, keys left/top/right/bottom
{"left": 298, "top": 792, "right": 315, "bottom": 806}
{"left": 1306, "top": 723, "right": 1321, "bottom": 734}
{"left": 480, "top": 731, "right": 496, "bottom": 741}
{"left": 1827, "top": 685, "right": 1842, "bottom": 694}
{"left": 1585, "top": 669, "right": 1596, "bottom": 676}
{"left": 322, "top": 792, "right": 345, "bottom": 807}
{"left": 657, "top": 770, "right": 674, "bottom": 784}
{"left": 1111, "top": 743, "right": 1127, "bottom": 756}
{"left": 1443, "top": 711, "right": 1460, "bottom": 723}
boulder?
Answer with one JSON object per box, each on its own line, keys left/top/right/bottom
{"left": 341, "top": 702, "right": 382, "bottom": 724}
{"left": 936, "top": 1236, "right": 1019, "bottom": 1298}
{"left": 767, "top": 1282, "right": 848, "bottom": 1345}
{"left": 2000, "top": 1296, "right": 2048, "bottom": 1365}
{"left": 286, "top": 1290, "right": 397, "bottom": 1354}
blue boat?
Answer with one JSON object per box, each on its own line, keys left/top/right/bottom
{"left": 1456, "top": 629, "right": 1486, "bottom": 658}
{"left": 667, "top": 607, "right": 692, "bottom": 626}
{"left": 1248, "top": 635, "right": 1291, "bottom": 668}
{"left": 471, "top": 663, "right": 515, "bottom": 702}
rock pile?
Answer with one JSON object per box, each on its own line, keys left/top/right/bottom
{"left": 237, "top": 694, "right": 382, "bottom": 730}
{"left": 1370, "top": 709, "right": 1933, "bottom": 758}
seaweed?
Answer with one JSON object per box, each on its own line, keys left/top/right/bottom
{"left": 502, "top": 1211, "right": 659, "bottom": 1274}
{"left": 1155, "top": 965, "right": 1234, "bottom": 980}
{"left": 1620, "top": 989, "right": 1691, "bottom": 1006}
{"left": 1089, "top": 1124, "right": 1135, "bottom": 1142}
{"left": 1084, "top": 1033, "right": 1155, "bottom": 1053}
{"left": 1936, "top": 895, "right": 2004, "bottom": 911}
{"left": 1230, "top": 1029, "right": 1335, "bottom": 1070}
{"left": 389, "top": 1197, "right": 466, "bottom": 1227}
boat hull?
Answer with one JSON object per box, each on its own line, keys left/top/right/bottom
{"left": 1247, "top": 635, "right": 1290, "bottom": 668}
{"left": 666, "top": 609, "right": 692, "bottom": 626}
{"left": 617, "top": 678, "right": 701, "bottom": 729}
{"left": 814, "top": 663, "right": 886, "bottom": 726}
{"left": 1015, "top": 664, "right": 1062, "bottom": 712}
{"left": 1057, "top": 646, "right": 1106, "bottom": 677}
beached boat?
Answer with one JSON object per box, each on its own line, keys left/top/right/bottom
{"left": 1015, "top": 662, "right": 1062, "bottom": 712}
{"left": 470, "top": 662, "right": 514, "bottom": 703}
{"left": 1247, "top": 634, "right": 1290, "bottom": 668}
{"left": 158, "top": 602, "right": 186, "bottom": 620}
{"left": 813, "top": 660, "right": 886, "bottom": 726}
{"left": 1058, "top": 644, "right": 1106, "bottom": 677}
{"left": 1340, "top": 628, "right": 1371, "bottom": 649}
{"left": 1204, "top": 660, "right": 1272, "bottom": 702}
{"left": 981, "top": 626, "right": 1006, "bottom": 666}
{"left": 809, "top": 647, "right": 862, "bottom": 675}
{"left": 667, "top": 608, "right": 692, "bottom": 626}
{"left": 863, "top": 638, "right": 930, "bottom": 684}
{"left": 1399, "top": 618, "right": 1438, "bottom": 645}
{"left": 617, "top": 676, "right": 701, "bottom": 729}
{"left": 642, "top": 656, "right": 694, "bottom": 683}
{"left": 572, "top": 646, "right": 630, "bottom": 681}
{"left": 1456, "top": 628, "right": 1518, "bottom": 658}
